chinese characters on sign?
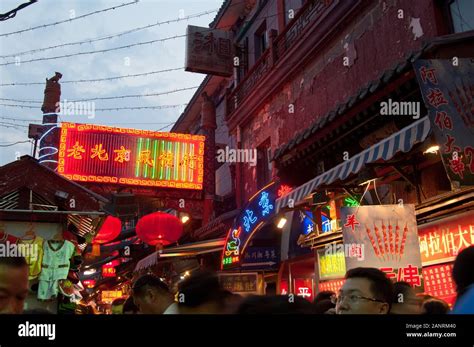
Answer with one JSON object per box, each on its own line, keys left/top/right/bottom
{"left": 341, "top": 205, "right": 424, "bottom": 291}
{"left": 218, "top": 273, "right": 259, "bottom": 294}
{"left": 58, "top": 123, "right": 205, "bottom": 190}
{"left": 318, "top": 248, "right": 346, "bottom": 280}
{"left": 185, "top": 25, "right": 233, "bottom": 77}
{"left": 418, "top": 211, "right": 474, "bottom": 265}
{"left": 294, "top": 278, "right": 313, "bottom": 302}
{"left": 319, "top": 279, "right": 345, "bottom": 293}
{"left": 222, "top": 182, "right": 280, "bottom": 269}
{"left": 101, "top": 290, "right": 123, "bottom": 303}
{"left": 413, "top": 59, "right": 474, "bottom": 186}
{"left": 422, "top": 263, "right": 456, "bottom": 307}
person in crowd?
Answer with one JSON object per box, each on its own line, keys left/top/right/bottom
{"left": 422, "top": 298, "right": 450, "bottom": 314}
{"left": 313, "top": 291, "right": 335, "bottom": 303}
{"left": 220, "top": 290, "right": 244, "bottom": 314}
{"left": 0, "top": 256, "right": 29, "bottom": 314}
{"left": 237, "top": 295, "right": 314, "bottom": 314}
{"left": 177, "top": 270, "right": 227, "bottom": 314}
{"left": 313, "top": 290, "right": 336, "bottom": 314}
{"left": 132, "top": 274, "right": 177, "bottom": 314}
{"left": 123, "top": 296, "right": 139, "bottom": 314}
{"left": 111, "top": 298, "right": 126, "bottom": 314}
{"left": 390, "top": 281, "right": 423, "bottom": 314}
{"left": 451, "top": 245, "right": 474, "bottom": 314}
{"left": 334, "top": 267, "right": 393, "bottom": 314}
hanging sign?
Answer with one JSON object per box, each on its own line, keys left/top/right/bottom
{"left": 341, "top": 205, "right": 424, "bottom": 291}
{"left": 413, "top": 59, "right": 474, "bottom": 186}
{"left": 58, "top": 122, "right": 205, "bottom": 190}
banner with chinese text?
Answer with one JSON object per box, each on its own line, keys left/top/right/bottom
{"left": 413, "top": 59, "right": 474, "bottom": 186}
{"left": 317, "top": 247, "right": 346, "bottom": 280}
{"left": 418, "top": 210, "right": 474, "bottom": 266}
{"left": 58, "top": 123, "right": 205, "bottom": 190}
{"left": 341, "top": 205, "right": 424, "bottom": 291}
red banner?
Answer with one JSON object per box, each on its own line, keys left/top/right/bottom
{"left": 319, "top": 279, "right": 345, "bottom": 294}
{"left": 418, "top": 211, "right": 474, "bottom": 265}
{"left": 422, "top": 263, "right": 456, "bottom": 307}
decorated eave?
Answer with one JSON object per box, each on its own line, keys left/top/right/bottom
{"left": 272, "top": 46, "right": 426, "bottom": 166}
{"left": 0, "top": 155, "right": 110, "bottom": 248}
{"left": 273, "top": 30, "right": 474, "bottom": 167}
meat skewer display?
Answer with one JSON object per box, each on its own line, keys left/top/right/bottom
{"left": 381, "top": 220, "right": 390, "bottom": 260}
{"left": 399, "top": 222, "right": 409, "bottom": 261}
{"left": 395, "top": 221, "right": 400, "bottom": 259}
{"left": 388, "top": 220, "right": 395, "bottom": 260}
{"left": 373, "top": 222, "right": 385, "bottom": 261}
{"left": 365, "top": 224, "right": 381, "bottom": 260}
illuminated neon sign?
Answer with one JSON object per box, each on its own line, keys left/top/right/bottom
{"left": 58, "top": 123, "right": 205, "bottom": 190}
{"left": 222, "top": 181, "right": 287, "bottom": 269}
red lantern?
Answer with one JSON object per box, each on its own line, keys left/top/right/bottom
{"left": 91, "top": 216, "right": 121, "bottom": 256}
{"left": 136, "top": 212, "right": 183, "bottom": 248}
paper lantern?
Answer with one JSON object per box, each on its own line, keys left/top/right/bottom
{"left": 136, "top": 212, "right": 183, "bottom": 248}
{"left": 91, "top": 216, "right": 121, "bottom": 256}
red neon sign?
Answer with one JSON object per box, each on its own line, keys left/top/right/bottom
{"left": 58, "top": 123, "right": 205, "bottom": 190}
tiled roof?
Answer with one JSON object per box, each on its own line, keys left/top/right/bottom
{"left": 272, "top": 45, "right": 427, "bottom": 162}
{"left": 209, "top": 0, "right": 232, "bottom": 28}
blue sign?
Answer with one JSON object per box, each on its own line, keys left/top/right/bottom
{"left": 222, "top": 182, "right": 280, "bottom": 269}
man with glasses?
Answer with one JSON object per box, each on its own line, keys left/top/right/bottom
{"left": 332, "top": 267, "right": 394, "bottom": 314}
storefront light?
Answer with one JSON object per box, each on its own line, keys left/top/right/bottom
{"left": 423, "top": 145, "right": 440, "bottom": 154}
{"left": 83, "top": 269, "right": 96, "bottom": 276}
{"left": 180, "top": 214, "right": 190, "bottom": 224}
{"left": 276, "top": 217, "right": 287, "bottom": 229}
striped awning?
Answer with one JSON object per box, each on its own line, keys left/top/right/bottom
{"left": 276, "top": 116, "right": 431, "bottom": 212}
{"left": 134, "top": 238, "right": 226, "bottom": 272}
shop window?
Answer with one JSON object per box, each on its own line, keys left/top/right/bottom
{"left": 257, "top": 141, "right": 272, "bottom": 189}
{"left": 449, "top": 0, "right": 474, "bottom": 33}
{"left": 254, "top": 21, "right": 268, "bottom": 61}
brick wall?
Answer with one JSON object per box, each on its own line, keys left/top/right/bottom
{"left": 238, "top": 0, "right": 443, "bottom": 201}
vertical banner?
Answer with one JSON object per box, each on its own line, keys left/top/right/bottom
{"left": 413, "top": 59, "right": 474, "bottom": 186}
{"left": 341, "top": 205, "right": 424, "bottom": 291}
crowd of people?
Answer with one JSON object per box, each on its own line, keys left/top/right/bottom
{"left": 1, "top": 246, "right": 473, "bottom": 315}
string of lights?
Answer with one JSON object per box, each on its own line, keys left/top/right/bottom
{"left": 0, "top": 67, "right": 184, "bottom": 86}
{"left": 0, "top": 9, "right": 218, "bottom": 59}
{"left": 0, "top": 0, "right": 139, "bottom": 37}
{"left": 0, "top": 9, "right": 284, "bottom": 67}
{"left": 0, "top": 103, "right": 188, "bottom": 111}
{"left": 0, "top": 139, "right": 33, "bottom": 147}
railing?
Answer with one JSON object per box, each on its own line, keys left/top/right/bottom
{"left": 226, "top": 0, "right": 336, "bottom": 117}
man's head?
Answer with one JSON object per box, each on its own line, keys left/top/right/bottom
{"left": 453, "top": 245, "right": 474, "bottom": 297}
{"left": 132, "top": 275, "right": 172, "bottom": 314}
{"left": 111, "top": 298, "right": 126, "bottom": 314}
{"left": 177, "top": 270, "right": 226, "bottom": 314}
{"left": 123, "top": 296, "right": 139, "bottom": 314}
{"left": 390, "top": 281, "right": 422, "bottom": 314}
{"left": 0, "top": 256, "right": 29, "bottom": 314}
{"left": 335, "top": 267, "right": 393, "bottom": 314}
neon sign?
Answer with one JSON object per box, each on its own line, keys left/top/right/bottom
{"left": 58, "top": 123, "right": 205, "bottom": 190}
{"left": 222, "top": 181, "right": 283, "bottom": 269}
